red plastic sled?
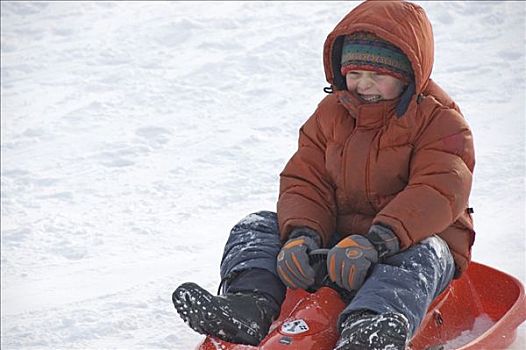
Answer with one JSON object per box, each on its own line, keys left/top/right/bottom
{"left": 196, "top": 261, "right": 526, "bottom": 350}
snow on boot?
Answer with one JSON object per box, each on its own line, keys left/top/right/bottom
{"left": 172, "top": 282, "right": 279, "bottom": 346}
{"left": 334, "top": 310, "right": 409, "bottom": 350}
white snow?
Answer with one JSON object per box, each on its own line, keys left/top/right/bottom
{"left": 442, "top": 314, "right": 496, "bottom": 350}
{"left": 1, "top": 1, "right": 524, "bottom": 349}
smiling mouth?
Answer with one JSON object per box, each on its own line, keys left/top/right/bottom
{"left": 358, "top": 94, "right": 382, "bottom": 103}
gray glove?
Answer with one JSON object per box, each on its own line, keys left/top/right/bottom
{"left": 327, "top": 224, "right": 400, "bottom": 292}
{"left": 327, "top": 234, "right": 378, "bottom": 292}
{"left": 277, "top": 228, "right": 320, "bottom": 290}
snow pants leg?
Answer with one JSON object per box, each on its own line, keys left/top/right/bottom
{"left": 219, "top": 211, "right": 286, "bottom": 306}
{"left": 338, "top": 235, "right": 456, "bottom": 337}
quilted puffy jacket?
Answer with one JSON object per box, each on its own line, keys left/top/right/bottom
{"left": 277, "top": 0, "right": 475, "bottom": 276}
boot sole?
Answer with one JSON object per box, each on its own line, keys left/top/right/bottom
{"left": 172, "top": 282, "right": 261, "bottom": 345}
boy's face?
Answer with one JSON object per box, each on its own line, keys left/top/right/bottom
{"left": 345, "top": 70, "right": 405, "bottom": 103}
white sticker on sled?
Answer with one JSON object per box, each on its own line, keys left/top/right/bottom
{"left": 281, "top": 319, "right": 309, "bottom": 334}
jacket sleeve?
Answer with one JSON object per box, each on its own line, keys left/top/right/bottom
{"left": 277, "top": 110, "right": 337, "bottom": 246}
{"left": 373, "top": 108, "right": 475, "bottom": 249}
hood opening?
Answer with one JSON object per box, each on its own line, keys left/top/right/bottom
{"left": 331, "top": 34, "right": 416, "bottom": 117}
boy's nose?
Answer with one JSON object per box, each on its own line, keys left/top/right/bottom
{"left": 357, "top": 78, "right": 373, "bottom": 92}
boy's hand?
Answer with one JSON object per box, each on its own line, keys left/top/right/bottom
{"left": 277, "top": 235, "right": 319, "bottom": 290}
{"left": 327, "top": 235, "right": 378, "bottom": 292}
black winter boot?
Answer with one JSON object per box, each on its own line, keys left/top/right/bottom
{"left": 172, "top": 282, "right": 279, "bottom": 346}
{"left": 334, "top": 310, "right": 410, "bottom": 350}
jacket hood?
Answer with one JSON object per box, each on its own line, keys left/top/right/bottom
{"left": 323, "top": 0, "right": 434, "bottom": 94}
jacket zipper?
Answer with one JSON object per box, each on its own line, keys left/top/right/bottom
{"left": 342, "top": 127, "right": 358, "bottom": 205}
{"left": 364, "top": 136, "right": 377, "bottom": 212}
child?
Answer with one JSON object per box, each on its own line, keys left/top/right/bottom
{"left": 172, "top": 1, "right": 475, "bottom": 349}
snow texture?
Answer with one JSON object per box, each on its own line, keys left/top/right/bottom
{"left": 1, "top": 1, "right": 525, "bottom": 349}
{"left": 442, "top": 314, "right": 495, "bottom": 350}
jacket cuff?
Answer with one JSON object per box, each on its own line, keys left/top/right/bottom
{"left": 366, "top": 223, "right": 400, "bottom": 259}
{"left": 289, "top": 227, "right": 322, "bottom": 247}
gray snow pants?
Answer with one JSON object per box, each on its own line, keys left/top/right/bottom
{"left": 219, "top": 211, "right": 456, "bottom": 336}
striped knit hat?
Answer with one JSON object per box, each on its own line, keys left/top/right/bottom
{"left": 340, "top": 32, "right": 413, "bottom": 82}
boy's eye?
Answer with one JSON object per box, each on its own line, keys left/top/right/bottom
{"left": 372, "top": 73, "right": 388, "bottom": 80}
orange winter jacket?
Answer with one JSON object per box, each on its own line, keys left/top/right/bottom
{"left": 277, "top": 0, "right": 475, "bottom": 276}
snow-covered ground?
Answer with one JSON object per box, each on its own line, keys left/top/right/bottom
{"left": 1, "top": 1, "right": 524, "bottom": 349}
